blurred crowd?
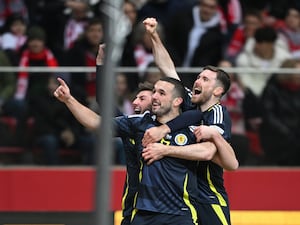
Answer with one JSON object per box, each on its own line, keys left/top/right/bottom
{"left": 0, "top": 0, "right": 300, "bottom": 166}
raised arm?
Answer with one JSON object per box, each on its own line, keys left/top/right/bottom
{"left": 143, "top": 17, "right": 180, "bottom": 80}
{"left": 54, "top": 77, "right": 100, "bottom": 130}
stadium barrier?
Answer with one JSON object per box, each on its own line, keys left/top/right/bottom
{"left": 0, "top": 166, "right": 300, "bottom": 225}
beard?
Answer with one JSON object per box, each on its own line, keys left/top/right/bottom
{"left": 191, "top": 92, "right": 211, "bottom": 105}
{"left": 152, "top": 104, "right": 172, "bottom": 117}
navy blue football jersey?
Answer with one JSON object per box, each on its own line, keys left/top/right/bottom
{"left": 120, "top": 137, "right": 139, "bottom": 219}
{"left": 114, "top": 111, "right": 199, "bottom": 216}
{"left": 196, "top": 103, "right": 232, "bottom": 206}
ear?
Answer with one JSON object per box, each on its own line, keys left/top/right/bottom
{"left": 213, "top": 86, "right": 224, "bottom": 97}
{"left": 173, "top": 97, "right": 183, "bottom": 107}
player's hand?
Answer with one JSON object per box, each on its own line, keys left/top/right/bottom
{"left": 96, "top": 43, "right": 105, "bottom": 65}
{"left": 142, "top": 143, "right": 167, "bottom": 165}
{"left": 193, "top": 125, "right": 217, "bottom": 142}
{"left": 142, "top": 125, "right": 169, "bottom": 147}
{"left": 53, "top": 77, "right": 71, "bottom": 103}
{"left": 143, "top": 17, "right": 157, "bottom": 35}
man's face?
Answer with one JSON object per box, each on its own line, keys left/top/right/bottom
{"left": 151, "top": 80, "right": 174, "bottom": 117}
{"left": 86, "top": 23, "right": 104, "bottom": 46}
{"left": 254, "top": 42, "right": 274, "bottom": 58}
{"left": 28, "top": 39, "right": 45, "bottom": 54}
{"left": 244, "top": 15, "right": 263, "bottom": 38}
{"left": 123, "top": 1, "right": 137, "bottom": 26}
{"left": 132, "top": 90, "right": 153, "bottom": 114}
{"left": 191, "top": 69, "right": 218, "bottom": 105}
{"left": 285, "top": 8, "right": 300, "bottom": 31}
{"left": 199, "top": 0, "right": 218, "bottom": 22}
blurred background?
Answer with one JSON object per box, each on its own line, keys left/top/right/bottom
{"left": 0, "top": 0, "right": 300, "bottom": 224}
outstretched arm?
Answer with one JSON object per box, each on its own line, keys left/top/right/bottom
{"left": 143, "top": 17, "right": 180, "bottom": 80}
{"left": 54, "top": 77, "right": 100, "bottom": 130}
{"left": 194, "top": 125, "right": 239, "bottom": 170}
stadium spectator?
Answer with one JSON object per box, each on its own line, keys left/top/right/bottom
{"left": 24, "top": 0, "right": 100, "bottom": 62}
{"left": 14, "top": 26, "right": 58, "bottom": 102}
{"left": 235, "top": 26, "right": 292, "bottom": 160}
{"left": 8, "top": 25, "right": 59, "bottom": 147}
{"left": 24, "top": 0, "right": 67, "bottom": 61}
{"left": 137, "top": 0, "right": 196, "bottom": 29}
{"left": 239, "top": 0, "right": 296, "bottom": 21}
{"left": 235, "top": 26, "right": 291, "bottom": 97}
{"left": 0, "top": 13, "right": 27, "bottom": 66}
{"left": 114, "top": 72, "right": 134, "bottom": 166}
{"left": 165, "top": 0, "right": 224, "bottom": 88}
{"left": 0, "top": 0, "right": 28, "bottom": 29}
{"left": 0, "top": 50, "right": 16, "bottom": 115}
{"left": 63, "top": 1, "right": 91, "bottom": 51}
{"left": 225, "top": 9, "right": 264, "bottom": 63}
{"left": 142, "top": 62, "right": 166, "bottom": 85}
{"left": 64, "top": 17, "right": 104, "bottom": 112}
{"left": 0, "top": 49, "right": 19, "bottom": 149}
{"left": 120, "top": 0, "right": 141, "bottom": 93}
{"left": 115, "top": 73, "right": 134, "bottom": 116}
{"left": 29, "top": 75, "right": 95, "bottom": 165}
{"left": 260, "top": 58, "right": 300, "bottom": 166}
{"left": 218, "top": 59, "right": 251, "bottom": 165}
{"left": 277, "top": 6, "right": 300, "bottom": 59}
{"left": 218, "top": 0, "right": 242, "bottom": 45}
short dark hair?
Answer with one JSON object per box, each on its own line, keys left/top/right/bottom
{"left": 137, "top": 81, "right": 154, "bottom": 93}
{"left": 254, "top": 26, "right": 277, "bottom": 43}
{"left": 202, "top": 65, "right": 231, "bottom": 96}
{"left": 27, "top": 25, "right": 46, "bottom": 42}
{"left": 158, "top": 77, "right": 185, "bottom": 99}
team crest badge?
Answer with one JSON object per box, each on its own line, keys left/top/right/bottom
{"left": 174, "top": 134, "right": 188, "bottom": 146}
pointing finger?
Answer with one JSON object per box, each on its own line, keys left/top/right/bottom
{"left": 57, "top": 77, "right": 67, "bottom": 87}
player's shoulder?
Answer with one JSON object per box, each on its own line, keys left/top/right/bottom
{"left": 127, "top": 111, "right": 154, "bottom": 122}
{"left": 182, "top": 86, "right": 197, "bottom": 111}
{"left": 127, "top": 110, "right": 150, "bottom": 118}
{"left": 205, "top": 103, "right": 229, "bottom": 122}
{"left": 207, "top": 103, "right": 229, "bottom": 114}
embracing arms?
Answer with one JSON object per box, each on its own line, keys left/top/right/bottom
{"left": 142, "top": 124, "right": 239, "bottom": 170}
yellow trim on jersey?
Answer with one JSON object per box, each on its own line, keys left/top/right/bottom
{"left": 131, "top": 159, "right": 144, "bottom": 222}
{"left": 131, "top": 208, "right": 138, "bottom": 222}
{"left": 183, "top": 174, "right": 198, "bottom": 225}
{"left": 121, "top": 173, "right": 129, "bottom": 211}
{"left": 206, "top": 165, "right": 227, "bottom": 206}
{"left": 160, "top": 137, "right": 171, "bottom": 145}
{"left": 129, "top": 138, "right": 135, "bottom": 145}
{"left": 211, "top": 204, "right": 229, "bottom": 225}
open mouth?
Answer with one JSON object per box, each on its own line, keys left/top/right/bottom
{"left": 134, "top": 109, "right": 141, "bottom": 114}
{"left": 134, "top": 105, "right": 142, "bottom": 114}
{"left": 193, "top": 89, "right": 202, "bottom": 95}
